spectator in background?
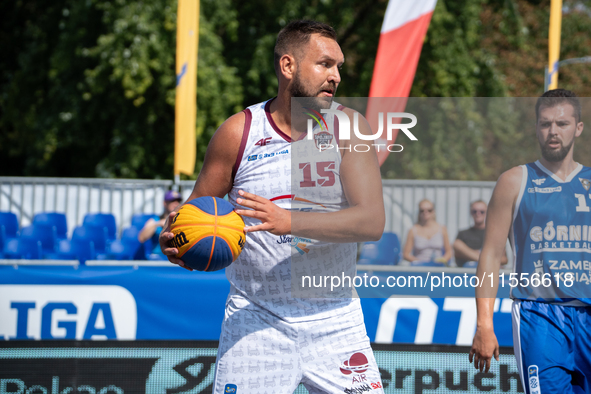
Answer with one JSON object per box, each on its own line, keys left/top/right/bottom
{"left": 138, "top": 190, "right": 183, "bottom": 257}
{"left": 453, "top": 200, "right": 507, "bottom": 267}
{"left": 403, "top": 199, "right": 452, "bottom": 265}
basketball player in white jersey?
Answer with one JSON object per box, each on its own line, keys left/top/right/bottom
{"left": 160, "top": 20, "right": 386, "bottom": 393}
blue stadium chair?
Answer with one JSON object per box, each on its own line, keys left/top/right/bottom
{"left": 357, "top": 232, "right": 401, "bottom": 265}
{"left": 47, "top": 238, "right": 96, "bottom": 264}
{"left": 0, "top": 225, "right": 9, "bottom": 256}
{"left": 83, "top": 213, "right": 117, "bottom": 241}
{"left": 73, "top": 225, "right": 108, "bottom": 254}
{"left": 131, "top": 213, "right": 160, "bottom": 230}
{"left": 463, "top": 260, "right": 479, "bottom": 268}
{"left": 33, "top": 212, "right": 68, "bottom": 240}
{"left": 3, "top": 238, "right": 43, "bottom": 260}
{"left": 0, "top": 212, "right": 19, "bottom": 237}
{"left": 101, "top": 226, "right": 143, "bottom": 260}
{"left": 20, "top": 224, "right": 58, "bottom": 256}
{"left": 0, "top": 212, "right": 19, "bottom": 251}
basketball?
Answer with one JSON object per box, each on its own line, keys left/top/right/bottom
{"left": 170, "top": 196, "right": 246, "bottom": 271}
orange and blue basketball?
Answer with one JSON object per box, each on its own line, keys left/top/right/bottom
{"left": 170, "top": 196, "right": 246, "bottom": 271}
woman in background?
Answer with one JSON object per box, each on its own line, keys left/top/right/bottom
{"left": 403, "top": 199, "right": 452, "bottom": 264}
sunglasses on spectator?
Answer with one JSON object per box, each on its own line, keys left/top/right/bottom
{"left": 420, "top": 209, "right": 434, "bottom": 213}
{"left": 471, "top": 210, "right": 486, "bottom": 215}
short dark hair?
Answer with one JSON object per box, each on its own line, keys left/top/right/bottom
{"left": 274, "top": 20, "right": 337, "bottom": 77}
{"left": 536, "top": 88, "right": 581, "bottom": 123}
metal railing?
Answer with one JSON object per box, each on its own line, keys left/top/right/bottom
{"left": 1, "top": 177, "right": 503, "bottom": 263}
{"left": 0, "top": 177, "right": 196, "bottom": 237}
{"left": 381, "top": 178, "right": 496, "bottom": 245}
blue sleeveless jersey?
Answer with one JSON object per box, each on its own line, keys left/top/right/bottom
{"left": 511, "top": 161, "right": 591, "bottom": 304}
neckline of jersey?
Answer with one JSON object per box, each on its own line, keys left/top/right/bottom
{"left": 534, "top": 160, "right": 583, "bottom": 183}
{"left": 264, "top": 98, "right": 307, "bottom": 142}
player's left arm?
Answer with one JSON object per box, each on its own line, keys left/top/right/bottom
{"left": 236, "top": 108, "right": 385, "bottom": 242}
{"left": 469, "top": 166, "right": 521, "bottom": 372}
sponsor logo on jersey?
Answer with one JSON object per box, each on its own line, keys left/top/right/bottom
{"left": 247, "top": 149, "right": 289, "bottom": 163}
{"left": 277, "top": 235, "right": 311, "bottom": 254}
{"left": 343, "top": 385, "right": 372, "bottom": 394}
{"left": 528, "top": 186, "right": 562, "bottom": 193}
{"left": 528, "top": 366, "right": 540, "bottom": 394}
{"left": 340, "top": 353, "right": 376, "bottom": 393}
{"left": 224, "top": 384, "right": 237, "bottom": 393}
{"left": 314, "top": 131, "right": 333, "bottom": 149}
{"left": 255, "top": 137, "right": 272, "bottom": 147}
{"left": 529, "top": 222, "right": 591, "bottom": 243}
{"left": 532, "top": 178, "right": 546, "bottom": 186}
{"left": 580, "top": 178, "right": 591, "bottom": 191}
{"left": 340, "top": 352, "right": 370, "bottom": 375}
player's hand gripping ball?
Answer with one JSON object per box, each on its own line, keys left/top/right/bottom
{"left": 170, "top": 196, "right": 246, "bottom": 271}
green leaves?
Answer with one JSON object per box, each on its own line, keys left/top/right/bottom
{"left": 2, "top": 0, "right": 591, "bottom": 180}
{"left": 0, "top": 0, "right": 242, "bottom": 179}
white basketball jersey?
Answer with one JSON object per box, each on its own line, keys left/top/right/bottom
{"left": 227, "top": 99, "right": 359, "bottom": 322}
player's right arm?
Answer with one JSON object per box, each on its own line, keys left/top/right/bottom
{"left": 469, "top": 166, "right": 521, "bottom": 372}
{"left": 159, "top": 112, "right": 245, "bottom": 268}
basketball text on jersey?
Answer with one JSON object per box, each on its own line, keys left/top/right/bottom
{"left": 511, "top": 161, "right": 591, "bottom": 302}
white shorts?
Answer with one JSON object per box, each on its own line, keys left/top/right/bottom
{"left": 212, "top": 295, "right": 385, "bottom": 394}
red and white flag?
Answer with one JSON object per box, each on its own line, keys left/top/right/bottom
{"left": 367, "top": 0, "right": 437, "bottom": 165}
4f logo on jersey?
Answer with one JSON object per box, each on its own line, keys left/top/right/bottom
{"left": 532, "top": 178, "right": 546, "bottom": 186}
{"left": 255, "top": 137, "right": 272, "bottom": 147}
{"left": 580, "top": 178, "right": 591, "bottom": 191}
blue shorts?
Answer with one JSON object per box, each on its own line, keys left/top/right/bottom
{"left": 512, "top": 300, "right": 591, "bottom": 394}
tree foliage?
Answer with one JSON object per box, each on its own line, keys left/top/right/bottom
{"left": 0, "top": 0, "right": 242, "bottom": 179}
{"left": 381, "top": 0, "right": 591, "bottom": 180}
{"left": 1, "top": 0, "right": 591, "bottom": 180}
